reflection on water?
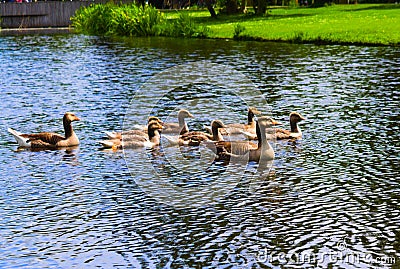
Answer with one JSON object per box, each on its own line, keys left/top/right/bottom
{"left": 0, "top": 35, "right": 399, "bottom": 268}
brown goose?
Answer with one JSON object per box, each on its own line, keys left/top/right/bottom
{"left": 274, "top": 112, "right": 305, "bottom": 139}
{"left": 100, "top": 121, "right": 163, "bottom": 149}
{"left": 8, "top": 112, "right": 80, "bottom": 148}
{"left": 163, "top": 120, "right": 225, "bottom": 146}
{"left": 216, "top": 116, "right": 275, "bottom": 162}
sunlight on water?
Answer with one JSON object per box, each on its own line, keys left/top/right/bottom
{"left": 0, "top": 35, "right": 398, "bottom": 268}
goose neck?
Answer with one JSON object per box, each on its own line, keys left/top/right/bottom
{"left": 247, "top": 111, "right": 255, "bottom": 125}
{"left": 290, "top": 119, "right": 301, "bottom": 133}
{"left": 63, "top": 117, "right": 73, "bottom": 138}
{"left": 178, "top": 116, "right": 189, "bottom": 135}
{"left": 150, "top": 130, "right": 161, "bottom": 144}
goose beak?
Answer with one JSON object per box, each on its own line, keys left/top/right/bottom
{"left": 188, "top": 113, "right": 194, "bottom": 118}
{"left": 75, "top": 116, "right": 81, "bottom": 121}
{"left": 300, "top": 116, "right": 306, "bottom": 121}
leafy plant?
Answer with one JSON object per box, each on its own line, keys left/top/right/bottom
{"left": 166, "top": 13, "right": 210, "bottom": 38}
{"left": 233, "top": 23, "right": 246, "bottom": 39}
{"left": 71, "top": 4, "right": 209, "bottom": 38}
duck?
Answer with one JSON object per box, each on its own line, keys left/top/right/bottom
{"left": 163, "top": 120, "right": 225, "bottom": 146}
{"left": 216, "top": 116, "right": 276, "bottom": 163}
{"left": 205, "top": 107, "right": 261, "bottom": 136}
{"left": 131, "top": 109, "right": 193, "bottom": 135}
{"left": 105, "top": 116, "right": 162, "bottom": 140}
{"left": 100, "top": 121, "right": 163, "bottom": 149}
{"left": 8, "top": 112, "right": 80, "bottom": 149}
{"left": 273, "top": 112, "right": 305, "bottom": 139}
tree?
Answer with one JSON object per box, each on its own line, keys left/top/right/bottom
{"left": 204, "top": 0, "right": 217, "bottom": 17}
{"left": 253, "top": 0, "right": 267, "bottom": 14}
{"left": 225, "top": 0, "right": 239, "bottom": 14}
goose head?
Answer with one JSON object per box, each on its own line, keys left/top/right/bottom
{"left": 64, "top": 112, "right": 80, "bottom": 123}
{"left": 289, "top": 112, "right": 306, "bottom": 123}
{"left": 210, "top": 119, "right": 226, "bottom": 130}
{"left": 247, "top": 107, "right": 261, "bottom": 124}
{"left": 209, "top": 119, "right": 226, "bottom": 141}
{"left": 289, "top": 112, "right": 305, "bottom": 134}
{"left": 248, "top": 107, "right": 261, "bottom": 115}
{"left": 148, "top": 116, "right": 163, "bottom": 125}
{"left": 148, "top": 121, "right": 163, "bottom": 132}
{"left": 178, "top": 109, "right": 194, "bottom": 119}
{"left": 258, "top": 116, "right": 276, "bottom": 129}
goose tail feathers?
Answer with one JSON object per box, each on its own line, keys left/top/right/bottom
{"left": 8, "top": 128, "right": 31, "bottom": 147}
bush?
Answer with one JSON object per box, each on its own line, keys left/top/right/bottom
{"left": 71, "top": 3, "right": 114, "bottom": 35}
{"left": 163, "top": 13, "right": 210, "bottom": 38}
{"left": 72, "top": 4, "right": 210, "bottom": 38}
{"left": 233, "top": 23, "right": 246, "bottom": 39}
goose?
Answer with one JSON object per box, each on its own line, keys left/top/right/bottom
{"left": 205, "top": 107, "right": 261, "bottom": 136}
{"left": 131, "top": 109, "right": 193, "bottom": 135}
{"left": 274, "top": 112, "right": 305, "bottom": 139}
{"left": 8, "top": 112, "right": 80, "bottom": 149}
{"left": 163, "top": 120, "right": 225, "bottom": 146}
{"left": 105, "top": 116, "right": 162, "bottom": 139}
{"left": 100, "top": 121, "right": 163, "bottom": 150}
{"left": 216, "top": 116, "right": 275, "bottom": 162}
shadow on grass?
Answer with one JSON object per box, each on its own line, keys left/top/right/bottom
{"left": 343, "top": 4, "right": 400, "bottom": 11}
{"left": 191, "top": 13, "right": 313, "bottom": 25}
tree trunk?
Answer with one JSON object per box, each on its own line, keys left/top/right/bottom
{"left": 226, "top": 0, "right": 238, "bottom": 14}
{"left": 256, "top": 0, "right": 267, "bottom": 14}
{"left": 240, "top": 0, "right": 247, "bottom": 13}
{"left": 204, "top": 0, "right": 217, "bottom": 17}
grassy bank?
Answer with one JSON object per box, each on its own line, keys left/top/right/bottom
{"left": 165, "top": 4, "right": 400, "bottom": 46}
{"left": 72, "top": 4, "right": 400, "bottom": 46}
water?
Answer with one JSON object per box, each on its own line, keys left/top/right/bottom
{"left": 0, "top": 34, "right": 399, "bottom": 268}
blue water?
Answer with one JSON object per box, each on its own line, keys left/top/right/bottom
{"left": 0, "top": 34, "right": 399, "bottom": 268}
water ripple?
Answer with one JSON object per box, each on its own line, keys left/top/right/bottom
{"left": 0, "top": 35, "right": 398, "bottom": 268}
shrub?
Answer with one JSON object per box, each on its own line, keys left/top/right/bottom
{"left": 164, "top": 13, "right": 210, "bottom": 38}
{"left": 71, "top": 3, "right": 114, "bottom": 35}
{"left": 72, "top": 4, "right": 209, "bottom": 38}
{"left": 233, "top": 23, "right": 246, "bottom": 39}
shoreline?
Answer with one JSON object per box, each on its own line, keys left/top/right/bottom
{"left": 0, "top": 27, "right": 72, "bottom": 36}
{"left": 0, "top": 26, "right": 395, "bottom": 47}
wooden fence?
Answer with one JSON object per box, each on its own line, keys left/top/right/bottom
{"left": 0, "top": 1, "right": 128, "bottom": 29}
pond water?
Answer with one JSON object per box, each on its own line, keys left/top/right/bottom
{"left": 0, "top": 35, "right": 399, "bottom": 268}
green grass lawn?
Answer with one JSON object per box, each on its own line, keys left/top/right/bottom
{"left": 165, "top": 4, "right": 400, "bottom": 45}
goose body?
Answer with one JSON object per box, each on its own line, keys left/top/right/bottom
{"left": 164, "top": 120, "right": 225, "bottom": 146}
{"left": 217, "top": 116, "right": 275, "bottom": 162}
{"left": 100, "top": 121, "right": 163, "bottom": 149}
{"left": 8, "top": 112, "right": 80, "bottom": 148}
